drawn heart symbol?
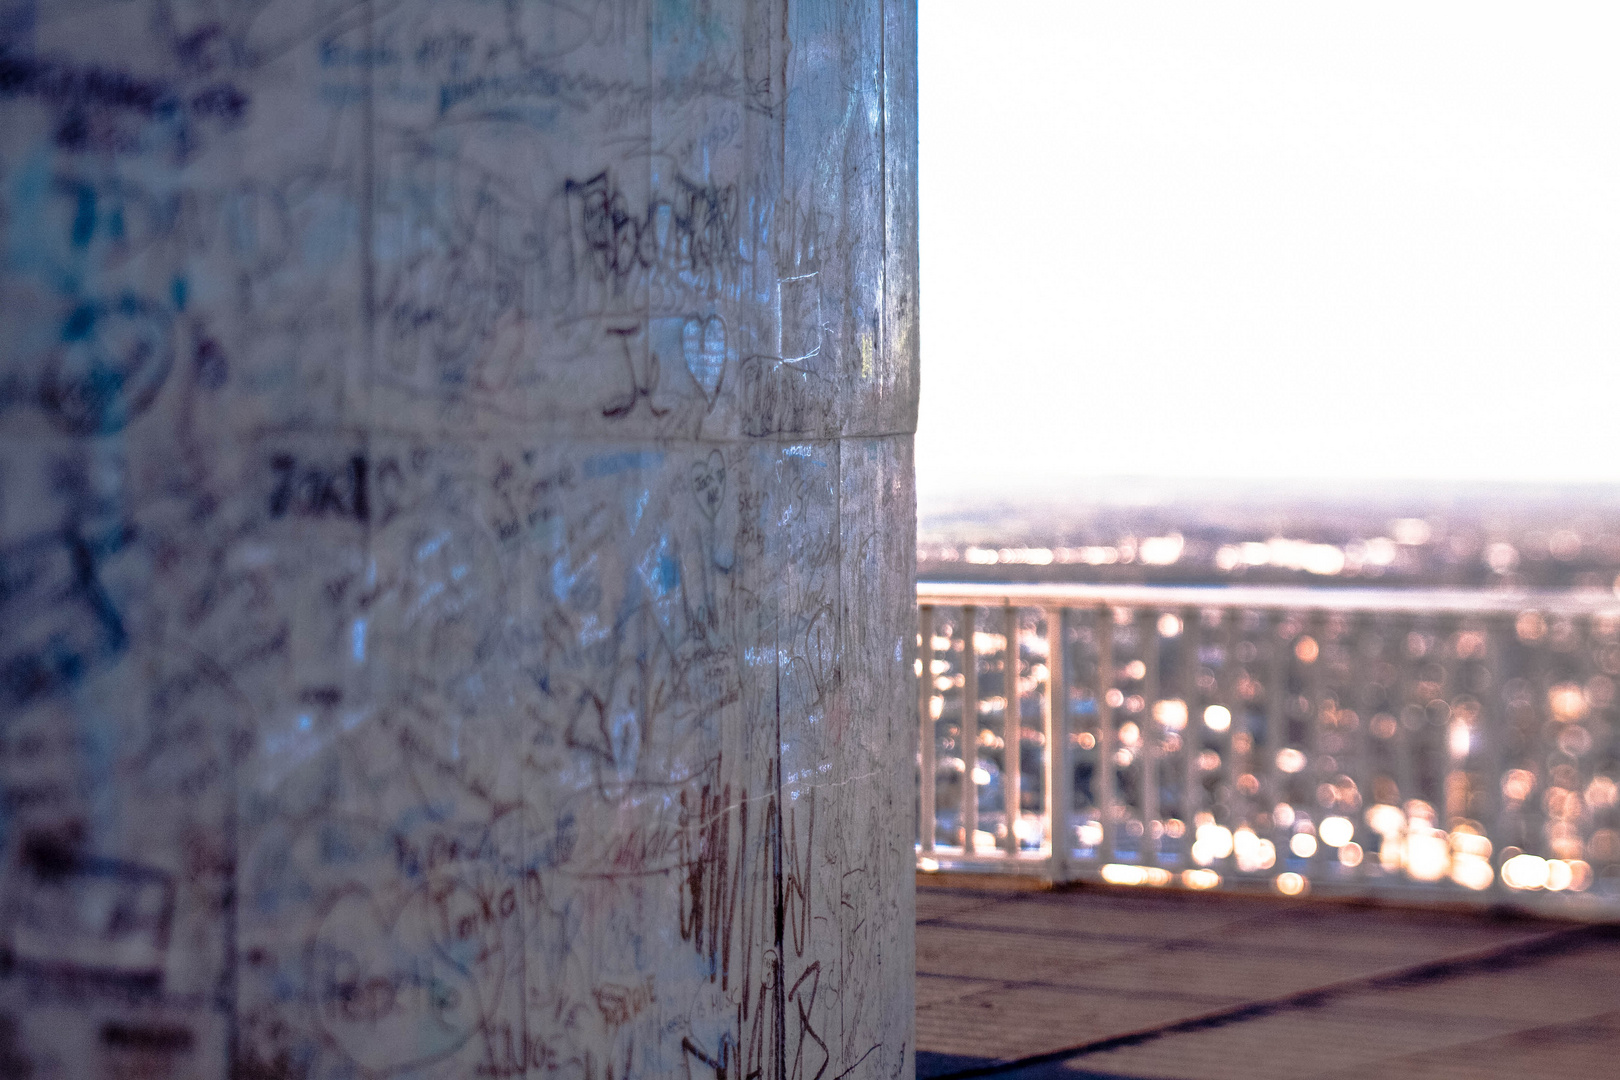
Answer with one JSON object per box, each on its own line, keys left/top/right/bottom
{"left": 310, "top": 885, "right": 490, "bottom": 1076}
{"left": 683, "top": 315, "right": 726, "bottom": 403}
{"left": 692, "top": 450, "right": 726, "bottom": 522}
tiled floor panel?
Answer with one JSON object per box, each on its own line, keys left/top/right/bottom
{"left": 916, "top": 879, "right": 1620, "bottom": 1080}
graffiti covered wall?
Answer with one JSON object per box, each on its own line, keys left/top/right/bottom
{"left": 0, "top": 1, "right": 918, "bottom": 1077}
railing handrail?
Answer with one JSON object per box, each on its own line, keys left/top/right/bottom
{"left": 917, "top": 580, "right": 1620, "bottom": 616}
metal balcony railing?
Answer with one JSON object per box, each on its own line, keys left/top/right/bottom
{"left": 916, "top": 581, "right": 1620, "bottom": 915}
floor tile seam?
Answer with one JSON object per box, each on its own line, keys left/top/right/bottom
{"left": 1423, "top": 1010, "right": 1620, "bottom": 1044}
{"left": 916, "top": 973, "right": 1240, "bottom": 1008}
{"left": 917, "top": 925, "right": 1165, "bottom": 946}
{"left": 1012, "top": 893, "right": 1576, "bottom": 932}
{"left": 1077, "top": 1003, "right": 1522, "bottom": 1041}
{"left": 1014, "top": 913, "right": 1321, "bottom": 977}
{"left": 917, "top": 923, "right": 1611, "bottom": 1080}
{"left": 916, "top": 896, "right": 1020, "bottom": 913}
{"left": 1069, "top": 990, "right": 1561, "bottom": 1028}
{"left": 921, "top": 919, "right": 1532, "bottom": 965}
{"left": 1368, "top": 972, "right": 1620, "bottom": 995}
{"left": 926, "top": 939, "right": 1205, "bottom": 965}
{"left": 916, "top": 968, "right": 1369, "bottom": 999}
{"left": 926, "top": 1067, "right": 1179, "bottom": 1080}
{"left": 916, "top": 896, "right": 1031, "bottom": 926}
{"left": 1082, "top": 1020, "right": 1559, "bottom": 1076}
{"left": 1292, "top": 1010, "right": 1620, "bottom": 1080}
{"left": 1254, "top": 999, "right": 1620, "bottom": 1030}
{"left": 1502, "top": 945, "right": 1620, "bottom": 968}
{"left": 1111, "top": 924, "right": 1613, "bottom": 1038}
{"left": 1202, "top": 906, "right": 1555, "bottom": 944}
{"left": 1065, "top": 937, "right": 1412, "bottom": 979}
{"left": 916, "top": 943, "right": 1155, "bottom": 967}
{"left": 1011, "top": 903, "right": 1272, "bottom": 928}
{"left": 1013, "top": 896, "right": 1260, "bottom": 913}
{"left": 916, "top": 887, "right": 1037, "bottom": 904}
{"left": 922, "top": 919, "right": 1309, "bottom": 948}
{"left": 914, "top": 982, "right": 1025, "bottom": 1009}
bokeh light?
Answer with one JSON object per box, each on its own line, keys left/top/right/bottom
{"left": 1319, "top": 816, "right": 1355, "bottom": 848}
{"left": 1275, "top": 873, "right": 1309, "bottom": 897}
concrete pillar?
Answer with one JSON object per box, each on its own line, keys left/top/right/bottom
{"left": 0, "top": 2, "right": 917, "bottom": 1077}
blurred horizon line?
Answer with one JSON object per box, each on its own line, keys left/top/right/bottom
{"left": 922, "top": 474, "right": 1620, "bottom": 514}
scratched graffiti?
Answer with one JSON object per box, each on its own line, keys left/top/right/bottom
{"left": 0, "top": 0, "right": 916, "bottom": 1076}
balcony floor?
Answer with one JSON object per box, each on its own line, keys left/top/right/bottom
{"left": 916, "top": 877, "right": 1620, "bottom": 1079}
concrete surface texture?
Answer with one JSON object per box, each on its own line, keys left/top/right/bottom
{"left": 0, "top": 2, "right": 918, "bottom": 1077}
{"left": 916, "top": 882, "right": 1620, "bottom": 1080}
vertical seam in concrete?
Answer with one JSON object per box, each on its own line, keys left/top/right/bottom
{"left": 834, "top": 429, "right": 846, "bottom": 1064}
{"left": 780, "top": 0, "right": 789, "bottom": 191}
{"left": 223, "top": 662, "right": 240, "bottom": 1074}
{"left": 774, "top": 614, "right": 788, "bottom": 1080}
{"left": 359, "top": 0, "right": 377, "bottom": 398}
{"left": 879, "top": 0, "right": 888, "bottom": 410}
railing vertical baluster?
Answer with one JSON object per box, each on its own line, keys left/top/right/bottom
{"left": 1394, "top": 615, "right": 1417, "bottom": 812}
{"left": 1181, "top": 606, "right": 1202, "bottom": 864}
{"left": 1349, "top": 613, "right": 1375, "bottom": 882}
{"left": 1305, "top": 610, "right": 1327, "bottom": 877}
{"left": 1263, "top": 610, "right": 1286, "bottom": 837}
{"left": 1218, "top": 610, "right": 1240, "bottom": 848}
{"left": 1525, "top": 611, "right": 1551, "bottom": 864}
{"left": 1003, "top": 605, "right": 1022, "bottom": 856}
{"left": 1140, "top": 609, "right": 1161, "bottom": 867}
{"left": 1046, "top": 606, "right": 1071, "bottom": 880}
{"left": 1482, "top": 614, "right": 1510, "bottom": 896}
{"left": 1440, "top": 616, "right": 1464, "bottom": 827}
{"left": 918, "top": 605, "right": 935, "bottom": 855}
{"left": 1097, "top": 608, "right": 1117, "bottom": 861}
{"left": 962, "top": 605, "right": 979, "bottom": 854}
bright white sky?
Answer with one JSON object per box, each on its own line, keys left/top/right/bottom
{"left": 917, "top": 1, "right": 1620, "bottom": 505}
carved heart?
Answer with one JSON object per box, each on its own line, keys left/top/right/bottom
{"left": 683, "top": 316, "right": 726, "bottom": 403}
{"left": 310, "top": 885, "right": 490, "bottom": 1076}
{"left": 692, "top": 450, "right": 725, "bottom": 522}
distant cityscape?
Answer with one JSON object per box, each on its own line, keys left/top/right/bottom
{"left": 918, "top": 479, "right": 1620, "bottom": 590}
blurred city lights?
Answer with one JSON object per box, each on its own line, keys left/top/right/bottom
{"left": 1502, "top": 853, "right": 1551, "bottom": 890}
{"left": 1449, "top": 721, "right": 1472, "bottom": 758}
{"left": 1234, "top": 828, "right": 1277, "bottom": 872}
{"left": 1319, "top": 816, "right": 1355, "bottom": 848}
{"left": 1193, "top": 823, "right": 1235, "bottom": 864}
{"left": 1102, "top": 864, "right": 1173, "bottom": 887}
{"left": 1153, "top": 699, "right": 1188, "bottom": 730}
